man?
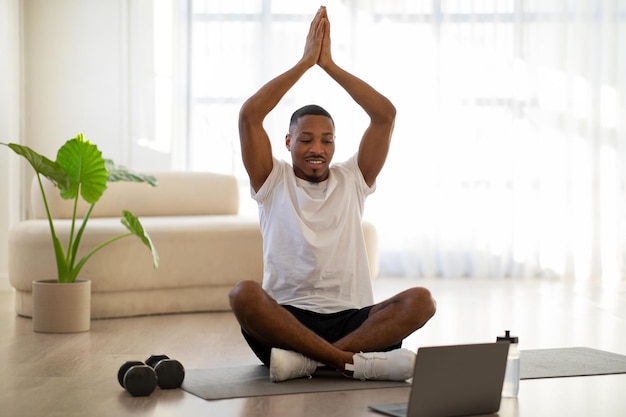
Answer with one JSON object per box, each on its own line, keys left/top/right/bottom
{"left": 229, "top": 6, "right": 436, "bottom": 383}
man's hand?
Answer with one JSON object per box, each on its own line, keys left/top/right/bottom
{"left": 301, "top": 7, "right": 326, "bottom": 68}
{"left": 317, "top": 7, "right": 334, "bottom": 70}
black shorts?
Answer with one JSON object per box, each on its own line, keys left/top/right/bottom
{"left": 241, "top": 304, "right": 402, "bottom": 366}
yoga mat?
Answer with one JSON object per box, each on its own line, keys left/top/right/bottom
{"left": 520, "top": 347, "right": 626, "bottom": 380}
{"left": 181, "top": 365, "right": 409, "bottom": 400}
{"left": 182, "top": 347, "right": 626, "bottom": 400}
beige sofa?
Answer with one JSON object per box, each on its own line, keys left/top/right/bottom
{"left": 9, "top": 172, "right": 378, "bottom": 319}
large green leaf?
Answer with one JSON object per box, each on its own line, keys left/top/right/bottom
{"left": 121, "top": 210, "right": 160, "bottom": 269}
{"left": 105, "top": 159, "right": 158, "bottom": 186}
{"left": 1, "top": 142, "right": 69, "bottom": 189}
{"left": 56, "top": 134, "right": 108, "bottom": 204}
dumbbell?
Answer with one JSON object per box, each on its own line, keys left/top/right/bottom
{"left": 118, "top": 361, "right": 158, "bottom": 397}
{"left": 118, "top": 355, "right": 185, "bottom": 396}
{"left": 144, "top": 354, "right": 185, "bottom": 389}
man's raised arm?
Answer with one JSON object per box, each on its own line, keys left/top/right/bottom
{"left": 317, "top": 8, "right": 396, "bottom": 187}
{"left": 239, "top": 8, "right": 326, "bottom": 192}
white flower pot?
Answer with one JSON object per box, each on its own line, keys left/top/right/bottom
{"left": 32, "top": 279, "right": 91, "bottom": 333}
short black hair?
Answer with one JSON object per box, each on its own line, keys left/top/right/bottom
{"left": 289, "top": 104, "right": 334, "bottom": 132}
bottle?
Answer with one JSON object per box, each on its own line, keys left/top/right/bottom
{"left": 497, "top": 330, "right": 520, "bottom": 397}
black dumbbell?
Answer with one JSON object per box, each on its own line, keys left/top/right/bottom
{"left": 145, "top": 355, "right": 185, "bottom": 389}
{"left": 118, "top": 361, "right": 158, "bottom": 397}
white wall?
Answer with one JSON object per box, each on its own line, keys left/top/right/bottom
{"left": 0, "top": 0, "right": 21, "bottom": 291}
{"left": 0, "top": 0, "right": 130, "bottom": 289}
{"left": 23, "top": 0, "right": 128, "bottom": 162}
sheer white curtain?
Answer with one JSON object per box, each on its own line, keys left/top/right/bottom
{"left": 363, "top": 0, "right": 626, "bottom": 283}
{"left": 136, "top": 0, "right": 626, "bottom": 282}
{"left": 407, "top": 0, "right": 625, "bottom": 283}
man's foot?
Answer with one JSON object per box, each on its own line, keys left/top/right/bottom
{"left": 346, "top": 348, "right": 416, "bottom": 381}
{"left": 269, "top": 348, "right": 321, "bottom": 382}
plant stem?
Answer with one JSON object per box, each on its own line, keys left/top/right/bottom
{"left": 36, "top": 173, "right": 69, "bottom": 281}
{"left": 68, "top": 203, "right": 95, "bottom": 272}
{"left": 70, "top": 232, "right": 133, "bottom": 281}
{"left": 66, "top": 184, "right": 81, "bottom": 267}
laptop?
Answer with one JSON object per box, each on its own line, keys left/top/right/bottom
{"left": 368, "top": 342, "right": 509, "bottom": 417}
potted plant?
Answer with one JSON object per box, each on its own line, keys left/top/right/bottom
{"left": 2, "top": 133, "right": 159, "bottom": 332}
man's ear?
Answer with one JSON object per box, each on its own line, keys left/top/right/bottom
{"left": 285, "top": 134, "right": 291, "bottom": 151}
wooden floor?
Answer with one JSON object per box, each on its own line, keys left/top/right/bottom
{"left": 2, "top": 277, "right": 626, "bottom": 417}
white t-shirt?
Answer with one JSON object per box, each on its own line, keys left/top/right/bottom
{"left": 252, "top": 154, "right": 375, "bottom": 314}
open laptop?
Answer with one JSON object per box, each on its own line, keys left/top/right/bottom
{"left": 369, "top": 342, "right": 509, "bottom": 417}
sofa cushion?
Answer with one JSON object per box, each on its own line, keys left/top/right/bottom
{"left": 31, "top": 171, "right": 239, "bottom": 219}
{"left": 9, "top": 215, "right": 264, "bottom": 292}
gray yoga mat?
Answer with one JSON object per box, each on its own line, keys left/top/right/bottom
{"left": 520, "top": 347, "right": 626, "bottom": 380}
{"left": 181, "top": 365, "right": 409, "bottom": 400}
{"left": 182, "top": 347, "right": 626, "bottom": 400}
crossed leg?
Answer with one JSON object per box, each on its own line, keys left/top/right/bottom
{"left": 228, "top": 280, "right": 437, "bottom": 372}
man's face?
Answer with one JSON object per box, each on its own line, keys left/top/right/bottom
{"left": 286, "top": 114, "right": 335, "bottom": 183}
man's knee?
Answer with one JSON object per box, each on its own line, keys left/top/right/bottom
{"left": 229, "top": 280, "right": 263, "bottom": 311}
{"left": 405, "top": 287, "right": 437, "bottom": 325}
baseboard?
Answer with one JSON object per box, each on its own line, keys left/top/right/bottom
{"left": 13, "top": 285, "right": 234, "bottom": 318}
